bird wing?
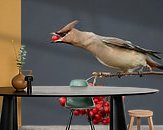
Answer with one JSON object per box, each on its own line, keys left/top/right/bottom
{"left": 101, "top": 37, "right": 162, "bottom": 59}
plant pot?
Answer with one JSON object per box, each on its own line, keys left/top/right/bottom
{"left": 12, "top": 71, "right": 27, "bottom": 91}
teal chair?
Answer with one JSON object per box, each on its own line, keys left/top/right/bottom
{"left": 65, "top": 79, "right": 95, "bottom": 130}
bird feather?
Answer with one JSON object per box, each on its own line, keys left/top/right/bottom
{"left": 101, "top": 37, "right": 162, "bottom": 59}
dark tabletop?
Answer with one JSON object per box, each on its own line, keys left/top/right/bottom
{"left": 0, "top": 86, "right": 159, "bottom": 97}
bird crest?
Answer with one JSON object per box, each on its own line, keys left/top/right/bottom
{"left": 57, "top": 20, "right": 79, "bottom": 34}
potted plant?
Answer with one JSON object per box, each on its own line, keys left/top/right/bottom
{"left": 12, "top": 44, "right": 28, "bottom": 91}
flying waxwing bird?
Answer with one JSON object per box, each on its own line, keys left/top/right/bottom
{"left": 51, "top": 20, "right": 163, "bottom": 73}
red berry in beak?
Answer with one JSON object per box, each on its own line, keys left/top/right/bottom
{"left": 51, "top": 35, "right": 60, "bottom": 42}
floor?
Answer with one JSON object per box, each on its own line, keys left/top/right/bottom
{"left": 20, "top": 125, "right": 163, "bottom": 130}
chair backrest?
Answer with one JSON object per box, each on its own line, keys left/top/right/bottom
{"left": 65, "top": 79, "right": 95, "bottom": 109}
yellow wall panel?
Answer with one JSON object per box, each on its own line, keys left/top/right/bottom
{"left": 0, "top": 0, "right": 21, "bottom": 85}
{"left": 0, "top": 0, "right": 21, "bottom": 127}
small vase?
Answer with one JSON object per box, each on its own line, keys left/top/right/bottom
{"left": 12, "top": 70, "right": 27, "bottom": 91}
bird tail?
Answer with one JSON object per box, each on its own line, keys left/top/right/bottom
{"left": 148, "top": 50, "right": 162, "bottom": 60}
{"left": 146, "top": 57, "right": 163, "bottom": 70}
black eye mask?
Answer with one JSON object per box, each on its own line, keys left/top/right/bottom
{"left": 56, "top": 32, "right": 68, "bottom": 37}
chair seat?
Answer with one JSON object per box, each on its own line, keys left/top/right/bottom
{"left": 128, "top": 109, "right": 154, "bottom": 130}
{"left": 65, "top": 97, "right": 95, "bottom": 109}
{"left": 128, "top": 109, "right": 153, "bottom": 117}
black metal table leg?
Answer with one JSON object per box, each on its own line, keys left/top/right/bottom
{"left": 0, "top": 96, "right": 18, "bottom": 130}
{"left": 110, "top": 96, "right": 127, "bottom": 130}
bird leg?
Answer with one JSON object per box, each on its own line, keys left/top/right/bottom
{"left": 137, "top": 66, "right": 146, "bottom": 77}
{"left": 146, "top": 64, "right": 152, "bottom": 72}
{"left": 137, "top": 65, "right": 152, "bottom": 77}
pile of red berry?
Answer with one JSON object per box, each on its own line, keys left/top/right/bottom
{"left": 89, "top": 96, "right": 110, "bottom": 125}
{"left": 58, "top": 83, "right": 110, "bottom": 125}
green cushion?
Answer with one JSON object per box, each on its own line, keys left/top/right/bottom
{"left": 65, "top": 79, "right": 95, "bottom": 109}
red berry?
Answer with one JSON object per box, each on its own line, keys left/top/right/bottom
{"left": 58, "top": 97, "right": 66, "bottom": 106}
{"left": 93, "top": 98, "right": 99, "bottom": 104}
{"left": 51, "top": 35, "right": 60, "bottom": 42}
{"left": 96, "top": 104, "right": 102, "bottom": 109}
{"left": 95, "top": 114, "right": 101, "bottom": 120}
{"left": 73, "top": 110, "right": 80, "bottom": 116}
{"left": 92, "top": 108, "right": 98, "bottom": 114}
{"left": 80, "top": 110, "right": 86, "bottom": 115}
{"left": 89, "top": 110, "right": 94, "bottom": 117}
{"left": 93, "top": 119, "right": 99, "bottom": 124}
{"left": 88, "top": 83, "right": 95, "bottom": 86}
{"left": 104, "top": 102, "right": 109, "bottom": 106}
{"left": 106, "top": 117, "right": 110, "bottom": 123}
{"left": 102, "top": 119, "right": 108, "bottom": 125}
{"left": 104, "top": 106, "right": 110, "bottom": 113}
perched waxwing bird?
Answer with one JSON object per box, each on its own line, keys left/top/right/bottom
{"left": 51, "top": 20, "right": 163, "bottom": 73}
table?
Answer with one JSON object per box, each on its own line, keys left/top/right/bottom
{"left": 0, "top": 86, "right": 159, "bottom": 130}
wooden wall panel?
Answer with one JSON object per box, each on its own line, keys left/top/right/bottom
{"left": 0, "top": 0, "right": 21, "bottom": 127}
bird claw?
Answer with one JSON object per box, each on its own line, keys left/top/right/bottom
{"left": 116, "top": 72, "right": 123, "bottom": 78}
{"left": 137, "top": 71, "right": 143, "bottom": 77}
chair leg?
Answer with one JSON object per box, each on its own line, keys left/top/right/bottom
{"left": 66, "top": 110, "right": 73, "bottom": 130}
{"left": 137, "top": 117, "right": 141, "bottom": 130}
{"left": 87, "top": 110, "right": 95, "bottom": 130}
{"left": 128, "top": 116, "right": 134, "bottom": 130}
{"left": 148, "top": 117, "right": 154, "bottom": 130}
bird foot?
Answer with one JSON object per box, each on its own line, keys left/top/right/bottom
{"left": 137, "top": 71, "right": 143, "bottom": 77}
{"left": 116, "top": 72, "right": 123, "bottom": 78}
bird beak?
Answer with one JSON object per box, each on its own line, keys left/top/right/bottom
{"left": 50, "top": 32, "right": 63, "bottom": 43}
{"left": 50, "top": 32, "right": 56, "bottom": 35}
